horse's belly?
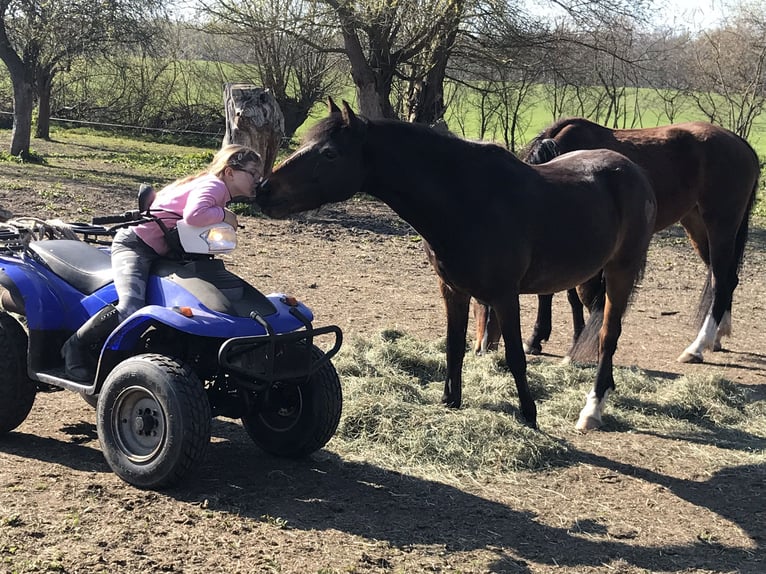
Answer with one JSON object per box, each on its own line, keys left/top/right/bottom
{"left": 519, "top": 267, "right": 602, "bottom": 295}
{"left": 518, "top": 247, "right": 612, "bottom": 295}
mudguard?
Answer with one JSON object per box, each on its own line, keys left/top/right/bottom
{"left": 0, "top": 256, "right": 110, "bottom": 330}
{"left": 103, "top": 294, "right": 315, "bottom": 351}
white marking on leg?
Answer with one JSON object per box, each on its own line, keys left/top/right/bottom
{"left": 678, "top": 313, "right": 718, "bottom": 363}
{"left": 575, "top": 388, "right": 611, "bottom": 431}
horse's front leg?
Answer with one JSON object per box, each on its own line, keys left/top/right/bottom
{"left": 440, "top": 281, "right": 471, "bottom": 408}
{"left": 524, "top": 294, "right": 553, "bottom": 355}
{"left": 494, "top": 296, "right": 538, "bottom": 428}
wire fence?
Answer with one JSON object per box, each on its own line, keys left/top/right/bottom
{"left": 0, "top": 110, "right": 223, "bottom": 138}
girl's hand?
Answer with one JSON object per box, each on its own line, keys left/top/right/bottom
{"left": 223, "top": 208, "right": 238, "bottom": 228}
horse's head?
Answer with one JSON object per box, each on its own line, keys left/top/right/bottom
{"left": 256, "top": 98, "right": 367, "bottom": 218}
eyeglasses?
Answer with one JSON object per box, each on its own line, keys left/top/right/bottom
{"left": 236, "top": 168, "right": 260, "bottom": 179}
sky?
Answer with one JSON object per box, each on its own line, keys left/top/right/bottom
{"left": 173, "top": 0, "right": 731, "bottom": 31}
{"left": 664, "top": 0, "right": 726, "bottom": 28}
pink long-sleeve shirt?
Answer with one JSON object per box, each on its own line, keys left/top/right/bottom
{"left": 134, "top": 173, "right": 230, "bottom": 255}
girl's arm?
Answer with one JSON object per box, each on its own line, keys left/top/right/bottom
{"left": 183, "top": 180, "right": 227, "bottom": 225}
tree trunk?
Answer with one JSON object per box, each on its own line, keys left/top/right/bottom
{"left": 10, "top": 77, "right": 34, "bottom": 158}
{"left": 35, "top": 68, "right": 53, "bottom": 140}
{"left": 0, "top": 16, "right": 34, "bottom": 158}
{"left": 405, "top": 1, "right": 463, "bottom": 126}
{"left": 336, "top": 14, "right": 396, "bottom": 119}
{"left": 222, "top": 83, "right": 285, "bottom": 175}
{"left": 407, "top": 34, "right": 454, "bottom": 126}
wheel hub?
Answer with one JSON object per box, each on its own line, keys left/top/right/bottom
{"left": 112, "top": 387, "right": 166, "bottom": 462}
{"left": 133, "top": 408, "right": 158, "bottom": 435}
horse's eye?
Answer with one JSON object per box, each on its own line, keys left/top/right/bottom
{"left": 320, "top": 147, "right": 338, "bottom": 160}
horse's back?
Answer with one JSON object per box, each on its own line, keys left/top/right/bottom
{"left": 542, "top": 148, "right": 656, "bottom": 228}
{"left": 513, "top": 148, "right": 656, "bottom": 293}
{"left": 533, "top": 118, "right": 757, "bottom": 229}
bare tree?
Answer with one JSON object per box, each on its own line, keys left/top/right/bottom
{"left": 640, "top": 27, "right": 694, "bottom": 124}
{"left": 688, "top": 6, "right": 766, "bottom": 139}
{"left": 0, "top": 0, "right": 166, "bottom": 158}
{"left": 199, "top": 0, "right": 344, "bottom": 138}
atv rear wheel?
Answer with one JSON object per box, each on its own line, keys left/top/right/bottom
{"left": 97, "top": 354, "right": 211, "bottom": 489}
{"left": 0, "top": 312, "right": 36, "bottom": 434}
{"left": 242, "top": 345, "right": 342, "bottom": 457}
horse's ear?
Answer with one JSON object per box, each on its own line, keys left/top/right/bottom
{"left": 327, "top": 97, "right": 341, "bottom": 115}
{"left": 341, "top": 100, "right": 358, "bottom": 126}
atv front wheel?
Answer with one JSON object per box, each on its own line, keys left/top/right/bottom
{"left": 0, "top": 312, "right": 36, "bottom": 434}
{"left": 97, "top": 354, "right": 211, "bottom": 489}
{"left": 242, "top": 345, "right": 342, "bottom": 457}
{"left": 80, "top": 392, "right": 99, "bottom": 409}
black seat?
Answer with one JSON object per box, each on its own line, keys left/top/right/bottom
{"left": 27, "top": 240, "right": 113, "bottom": 294}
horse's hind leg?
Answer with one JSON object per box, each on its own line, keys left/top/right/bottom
{"left": 575, "top": 267, "right": 634, "bottom": 431}
{"left": 567, "top": 287, "right": 586, "bottom": 346}
{"left": 473, "top": 301, "right": 500, "bottom": 355}
{"left": 677, "top": 211, "right": 739, "bottom": 363}
{"left": 524, "top": 294, "right": 554, "bottom": 355}
{"left": 440, "top": 281, "right": 471, "bottom": 408}
{"left": 473, "top": 300, "right": 488, "bottom": 354}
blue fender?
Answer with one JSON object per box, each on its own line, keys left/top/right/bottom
{"left": 0, "top": 255, "right": 117, "bottom": 330}
{"left": 103, "top": 296, "right": 315, "bottom": 352}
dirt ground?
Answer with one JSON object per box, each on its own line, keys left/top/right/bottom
{"left": 0, "top": 150, "right": 765, "bottom": 574}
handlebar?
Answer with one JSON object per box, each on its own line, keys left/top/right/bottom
{"left": 91, "top": 210, "right": 143, "bottom": 225}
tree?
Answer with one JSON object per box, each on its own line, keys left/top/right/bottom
{"left": 688, "top": 5, "right": 766, "bottom": 139}
{"left": 0, "top": 0, "right": 166, "bottom": 158}
{"left": 198, "top": 0, "right": 344, "bottom": 138}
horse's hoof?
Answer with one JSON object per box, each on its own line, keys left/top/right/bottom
{"left": 677, "top": 350, "right": 703, "bottom": 364}
{"left": 713, "top": 341, "right": 723, "bottom": 352}
{"left": 523, "top": 342, "right": 542, "bottom": 355}
{"left": 575, "top": 414, "right": 601, "bottom": 432}
{"left": 441, "top": 397, "right": 462, "bottom": 409}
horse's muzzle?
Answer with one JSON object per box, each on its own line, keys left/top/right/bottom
{"left": 253, "top": 178, "right": 272, "bottom": 213}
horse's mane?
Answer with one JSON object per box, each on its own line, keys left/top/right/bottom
{"left": 305, "top": 113, "right": 519, "bottom": 168}
{"left": 520, "top": 117, "right": 597, "bottom": 164}
{"left": 302, "top": 114, "right": 357, "bottom": 144}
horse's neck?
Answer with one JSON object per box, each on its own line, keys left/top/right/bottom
{"left": 363, "top": 127, "right": 526, "bottom": 251}
{"left": 362, "top": 131, "right": 468, "bottom": 248}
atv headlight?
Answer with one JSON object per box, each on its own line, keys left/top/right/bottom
{"left": 176, "top": 221, "right": 238, "bottom": 254}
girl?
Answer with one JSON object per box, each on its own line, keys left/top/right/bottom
{"left": 62, "top": 144, "right": 263, "bottom": 381}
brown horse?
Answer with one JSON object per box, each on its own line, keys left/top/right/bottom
{"left": 256, "top": 100, "right": 657, "bottom": 430}
{"left": 475, "top": 118, "right": 760, "bottom": 363}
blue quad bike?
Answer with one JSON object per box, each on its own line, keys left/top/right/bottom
{"left": 0, "top": 191, "right": 343, "bottom": 489}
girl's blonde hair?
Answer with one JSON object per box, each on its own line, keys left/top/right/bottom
{"left": 173, "top": 144, "right": 262, "bottom": 187}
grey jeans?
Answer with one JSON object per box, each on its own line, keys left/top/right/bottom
{"left": 110, "top": 227, "right": 161, "bottom": 321}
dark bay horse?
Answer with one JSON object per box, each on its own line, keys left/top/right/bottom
{"left": 475, "top": 118, "right": 760, "bottom": 363}
{"left": 256, "top": 100, "right": 657, "bottom": 430}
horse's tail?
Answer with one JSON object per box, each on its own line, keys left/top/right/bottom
{"left": 567, "top": 289, "right": 604, "bottom": 364}
{"left": 567, "top": 291, "right": 606, "bottom": 363}
{"left": 522, "top": 137, "right": 561, "bottom": 165}
{"left": 695, "top": 140, "right": 760, "bottom": 327}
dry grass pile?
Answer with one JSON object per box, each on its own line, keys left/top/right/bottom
{"left": 331, "top": 330, "right": 766, "bottom": 481}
